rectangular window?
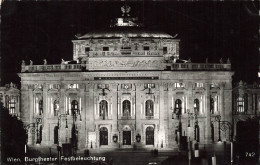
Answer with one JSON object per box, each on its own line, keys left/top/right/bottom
{"left": 144, "top": 46, "right": 149, "bottom": 51}
{"left": 98, "top": 84, "right": 109, "bottom": 89}
{"left": 8, "top": 97, "right": 16, "bottom": 114}
{"left": 68, "top": 84, "right": 79, "bottom": 89}
{"left": 163, "top": 47, "right": 167, "bottom": 54}
{"left": 121, "top": 84, "right": 132, "bottom": 90}
{"left": 103, "top": 47, "right": 109, "bottom": 51}
{"left": 85, "top": 47, "right": 90, "bottom": 52}
{"left": 175, "top": 83, "right": 184, "bottom": 88}
{"left": 195, "top": 83, "right": 204, "bottom": 88}
{"left": 237, "top": 97, "right": 244, "bottom": 113}
{"left": 50, "top": 84, "right": 60, "bottom": 89}
{"left": 144, "top": 83, "right": 155, "bottom": 89}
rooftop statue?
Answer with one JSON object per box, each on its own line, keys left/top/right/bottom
{"left": 227, "top": 58, "right": 231, "bottom": 64}
{"left": 43, "top": 59, "right": 47, "bottom": 65}
{"left": 30, "top": 60, "right": 33, "bottom": 65}
{"left": 21, "top": 60, "right": 25, "bottom": 66}
{"left": 219, "top": 58, "right": 223, "bottom": 64}
{"left": 61, "top": 59, "right": 65, "bottom": 64}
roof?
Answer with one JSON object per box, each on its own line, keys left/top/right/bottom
{"left": 77, "top": 27, "right": 176, "bottom": 39}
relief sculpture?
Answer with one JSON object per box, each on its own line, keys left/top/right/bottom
{"left": 92, "top": 59, "right": 161, "bottom": 68}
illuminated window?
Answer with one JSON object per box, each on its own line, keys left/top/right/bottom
{"left": 145, "top": 100, "right": 154, "bottom": 118}
{"left": 210, "top": 97, "right": 214, "bottom": 114}
{"left": 121, "top": 84, "right": 132, "bottom": 90}
{"left": 123, "top": 100, "right": 131, "bottom": 117}
{"left": 144, "top": 83, "right": 155, "bottom": 89}
{"left": 35, "top": 99, "right": 43, "bottom": 115}
{"left": 174, "top": 99, "right": 182, "bottom": 116}
{"left": 100, "top": 100, "right": 108, "bottom": 119}
{"left": 194, "top": 99, "right": 200, "bottom": 114}
{"left": 71, "top": 100, "right": 79, "bottom": 115}
{"left": 53, "top": 100, "right": 59, "bottom": 116}
{"left": 175, "top": 83, "right": 185, "bottom": 88}
{"left": 98, "top": 84, "right": 109, "bottom": 89}
{"left": 8, "top": 97, "right": 16, "bottom": 114}
{"left": 68, "top": 84, "right": 79, "bottom": 89}
{"left": 237, "top": 97, "right": 244, "bottom": 113}
{"left": 50, "top": 84, "right": 60, "bottom": 90}
{"left": 195, "top": 83, "right": 204, "bottom": 88}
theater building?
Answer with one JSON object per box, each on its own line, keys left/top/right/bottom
{"left": 16, "top": 5, "right": 234, "bottom": 150}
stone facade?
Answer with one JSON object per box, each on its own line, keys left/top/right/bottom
{"left": 11, "top": 6, "right": 237, "bottom": 150}
{"left": 0, "top": 82, "right": 20, "bottom": 117}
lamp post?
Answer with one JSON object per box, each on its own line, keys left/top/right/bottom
{"left": 56, "top": 114, "right": 68, "bottom": 165}
{"left": 71, "top": 108, "right": 82, "bottom": 156}
{"left": 215, "top": 115, "right": 222, "bottom": 142}
{"left": 24, "top": 118, "right": 42, "bottom": 145}
{"left": 213, "top": 115, "right": 233, "bottom": 163}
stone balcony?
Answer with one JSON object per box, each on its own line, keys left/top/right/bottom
{"left": 21, "top": 62, "right": 231, "bottom": 73}
{"left": 21, "top": 64, "right": 87, "bottom": 73}
{"left": 170, "top": 63, "right": 231, "bottom": 71}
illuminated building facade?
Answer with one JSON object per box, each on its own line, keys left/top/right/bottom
{"left": 15, "top": 5, "right": 235, "bottom": 149}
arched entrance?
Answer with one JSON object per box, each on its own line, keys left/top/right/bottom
{"left": 146, "top": 126, "right": 154, "bottom": 145}
{"left": 100, "top": 127, "right": 108, "bottom": 145}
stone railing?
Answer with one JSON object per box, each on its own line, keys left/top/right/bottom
{"left": 171, "top": 63, "right": 231, "bottom": 71}
{"left": 21, "top": 64, "right": 88, "bottom": 73}
{"left": 21, "top": 62, "right": 231, "bottom": 73}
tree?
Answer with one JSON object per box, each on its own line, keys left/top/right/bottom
{"left": 1, "top": 102, "right": 27, "bottom": 163}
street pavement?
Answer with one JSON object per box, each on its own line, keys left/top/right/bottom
{"left": 20, "top": 144, "right": 260, "bottom": 165}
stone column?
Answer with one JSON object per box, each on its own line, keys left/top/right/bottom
{"left": 28, "top": 86, "right": 34, "bottom": 145}
{"left": 42, "top": 83, "right": 48, "bottom": 145}
{"left": 86, "top": 83, "right": 95, "bottom": 148}
{"left": 205, "top": 83, "right": 211, "bottom": 144}
{"left": 158, "top": 82, "right": 165, "bottom": 148}
{"left": 135, "top": 83, "right": 142, "bottom": 147}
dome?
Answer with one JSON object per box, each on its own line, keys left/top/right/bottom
{"left": 78, "top": 27, "right": 176, "bottom": 39}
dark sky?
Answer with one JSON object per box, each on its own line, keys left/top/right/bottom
{"left": 1, "top": 1, "right": 259, "bottom": 86}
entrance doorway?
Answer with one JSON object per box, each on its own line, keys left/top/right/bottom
{"left": 123, "top": 131, "right": 131, "bottom": 145}
{"left": 100, "top": 127, "right": 108, "bottom": 145}
{"left": 146, "top": 126, "right": 154, "bottom": 145}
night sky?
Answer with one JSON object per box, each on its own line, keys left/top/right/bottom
{"left": 1, "top": 1, "right": 259, "bottom": 87}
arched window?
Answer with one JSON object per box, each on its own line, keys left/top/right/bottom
{"left": 145, "top": 100, "right": 154, "bottom": 118}
{"left": 194, "top": 99, "right": 200, "bottom": 114}
{"left": 39, "top": 100, "right": 43, "bottom": 115}
{"left": 174, "top": 99, "right": 182, "bottom": 115}
{"left": 71, "top": 100, "right": 78, "bottom": 115}
{"left": 123, "top": 100, "right": 131, "bottom": 117}
{"left": 210, "top": 97, "right": 214, "bottom": 114}
{"left": 54, "top": 100, "right": 59, "bottom": 116}
{"left": 237, "top": 97, "right": 244, "bottom": 113}
{"left": 99, "top": 100, "right": 108, "bottom": 119}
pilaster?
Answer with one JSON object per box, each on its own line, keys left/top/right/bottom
{"left": 205, "top": 83, "right": 211, "bottom": 144}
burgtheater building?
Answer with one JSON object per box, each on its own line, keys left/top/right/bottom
{"left": 15, "top": 5, "right": 235, "bottom": 150}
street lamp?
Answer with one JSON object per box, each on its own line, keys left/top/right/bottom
{"left": 24, "top": 117, "right": 42, "bottom": 145}
{"left": 215, "top": 115, "right": 222, "bottom": 142}
{"left": 71, "top": 108, "right": 82, "bottom": 156}
{"left": 213, "top": 115, "right": 233, "bottom": 163}
{"left": 56, "top": 114, "right": 68, "bottom": 165}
